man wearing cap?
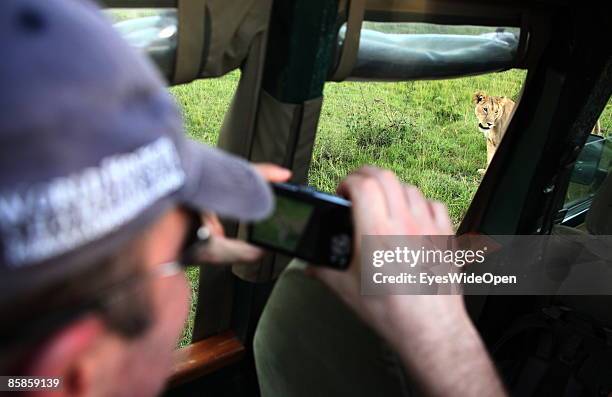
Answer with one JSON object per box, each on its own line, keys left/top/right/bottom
{"left": 0, "top": 0, "right": 505, "bottom": 396}
{"left": 0, "top": 0, "right": 290, "bottom": 395}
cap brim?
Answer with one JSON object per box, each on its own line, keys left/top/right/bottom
{"left": 178, "top": 139, "right": 274, "bottom": 222}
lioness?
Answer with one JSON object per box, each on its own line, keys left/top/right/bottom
{"left": 473, "top": 91, "right": 515, "bottom": 173}
{"left": 473, "top": 92, "right": 603, "bottom": 174}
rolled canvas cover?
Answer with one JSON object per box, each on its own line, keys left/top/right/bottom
{"left": 346, "top": 29, "right": 519, "bottom": 81}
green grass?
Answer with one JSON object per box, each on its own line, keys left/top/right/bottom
{"left": 177, "top": 267, "right": 199, "bottom": 348}
{"left": 104, "top": 9, "right": 161, "bottom": 23}
{"left": 169, "top": 69, "right": 611, "bottom": 346}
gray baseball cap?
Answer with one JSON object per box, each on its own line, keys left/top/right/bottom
{"left": 0, "top": 0, "right": 273, "bottom": 275}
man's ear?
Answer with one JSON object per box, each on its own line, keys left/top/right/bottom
{"left": 472, "top": 91, "right": 486, "bottom": 104}
{"left": 26, "top": 316, "right": 106, "bottom": 397}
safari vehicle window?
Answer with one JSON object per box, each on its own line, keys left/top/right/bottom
{"left": 136, "top": 66, "right": 527, "bottom": 347}
{"left": 134, "top": 67, "right": 526, "bottom": 344}
{"left": 310, "top": 69, "right": 525, "bottom": 226}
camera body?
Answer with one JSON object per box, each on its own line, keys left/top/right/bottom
{"left": 248, "top": 183, "right": 353, "bottom": 269}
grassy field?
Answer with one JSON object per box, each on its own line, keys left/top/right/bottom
{"left": 311, "top": 71, "right": 528, "bottom": 220}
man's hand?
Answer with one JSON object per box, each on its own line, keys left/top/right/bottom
{"left": 307, "top": 166, "right": 459, "bottom": 344}
{"left": 307, "top": 166, "right": 506, "bottom": 397}
{"left": 192, "top": 163, "right": 291, "bottom": 265}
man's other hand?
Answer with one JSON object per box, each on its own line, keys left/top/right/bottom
{"left": 192, "top": 163, "right": 291, "bottom": 265}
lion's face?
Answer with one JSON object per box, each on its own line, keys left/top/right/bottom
{"left": 473, "top": 91, "right": 505, "bottom": 134}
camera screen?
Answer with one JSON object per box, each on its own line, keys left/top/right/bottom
{"left": 251, "top": 195, "right": 314, "bottom": 251}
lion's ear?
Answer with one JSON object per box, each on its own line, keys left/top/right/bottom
{"left": 472, "top": 91, "right": 486, "bottom": 104}
{"left": 493, "top": 96, "right": 505, "bottom": 105}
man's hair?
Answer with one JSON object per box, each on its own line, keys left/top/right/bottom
{"left": 0, "top": 237, "right": 154, "bottom": 373}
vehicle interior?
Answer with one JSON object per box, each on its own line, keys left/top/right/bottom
{"left": 100, "top": 0, "right": 611, "bottom": 395}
